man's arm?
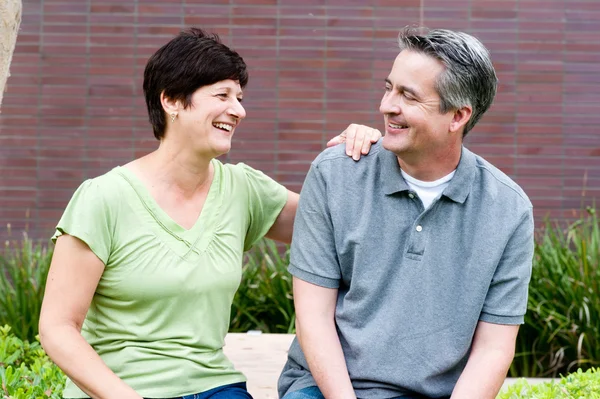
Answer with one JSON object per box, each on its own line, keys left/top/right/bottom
{"left": 294, "top": 277, "right": 356, "bottom": 399}
{"left": 452, "top": 206, "right": 534, "bottom": 398}
{"left": 450, "top": 321, "right": 519, "bottom": 399}
{"left": 283, "top": 159, "right": 356, "bottom": 398}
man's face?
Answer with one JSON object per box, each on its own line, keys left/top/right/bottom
{"left": 379, "top": 50, "right": 456, "bottom": 160}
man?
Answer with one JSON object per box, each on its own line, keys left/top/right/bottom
{"left": 277, "top": 28, "right": 534, "bottom": 399}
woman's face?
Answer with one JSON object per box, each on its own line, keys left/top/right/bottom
{"left": 176, "top": 79, "right": 246, "bottom": 158}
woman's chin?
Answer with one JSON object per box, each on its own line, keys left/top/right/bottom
{"left": 211, "top": 141, "right": 232, "bottom": 158}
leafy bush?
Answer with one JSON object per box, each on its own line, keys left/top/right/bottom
{"left": 0, "top": 325, "right": 66, "bottom": 398}
{"left": 0, "top": 322, "right": 598, "bottom": 399}
{"left": 510, "top": 207, "right": 600, "bottom": 377}
{"left": 0, "top": 228, "right": 53, "bottom": 343}
{"left": 230, "top": 239, "right": 295, "bottom": 333}
{"left": 498, "top": 368, "right": 600, "bottom": 398}
{"left": 1, "top": 207, "right": 598, "bottom": 378}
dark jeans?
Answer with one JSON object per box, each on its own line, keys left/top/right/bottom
{"left": 282, "top": 385, "right": 437, "bottom": 399}
{"left": 145, "top": 382, "right": 253, "bottom": 399}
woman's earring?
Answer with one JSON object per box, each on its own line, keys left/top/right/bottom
{"left": 170, "top": 113, "right": 178, "bottom": 122}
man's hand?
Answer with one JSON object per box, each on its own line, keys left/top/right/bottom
{"left": 327, "top": 123, "right": 382, "bottom": 161}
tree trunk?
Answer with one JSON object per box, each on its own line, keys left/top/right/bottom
{"left": 0, "top": 0, "right": 22, "bottom": 111}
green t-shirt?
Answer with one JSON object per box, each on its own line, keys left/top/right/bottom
{"left": 53, "top": 160, "right": 288, "bottom": 398}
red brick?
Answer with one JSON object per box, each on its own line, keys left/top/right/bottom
{"left": 43, "top": 3, "right": 88, "bottom": 13}
{"left": 90, "top": 25, "right": 135, "bottom": 35}
{"left": 280, "top": 0, "right": 324, "bottom": 5}
{"left": 374, "top": 0, "right": 420, "bottom": 6}
{"left": 42, "top": 24, "right": 87, "bottom": 34}
{"left": 43, "top": 14, "right": 88, "bottom": 24}
{"left": 91, "top": 4, "right": 135, "bottom": 13}
{"left": 231, "top": 16, "right": 277, "bottom": 27}
{"left": 279, "top": 17, "right": 326, "bottom": 28}
{"left": 90, "top": 14, "right": 135, "bottom": 24}
{"left": 233, "top": 0, "right": 276, "bottom": 4}
{"left": 519, "top": 11, "right": 565, "bottom": 22}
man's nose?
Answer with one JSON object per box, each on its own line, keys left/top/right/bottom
{"left": 380, "top": 95, "right": 400, "bottom": 115}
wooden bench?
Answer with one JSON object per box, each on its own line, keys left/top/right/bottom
{"left": 224, "top": 333, "right": 552, "bottom": 398}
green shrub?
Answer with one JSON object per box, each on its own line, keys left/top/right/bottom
{"left": 0, "top": 325, "right": 66, "bottom": 398}
{"left": 497, "top": 368, "right": 600, "bottom": 398}
{"left": 0, "top": 229, "right": 53, "bottom": 343}
{"left": 1, "top": 207, "right": 598, "bottom": 380}
{"left": 511, "top": 207, "right": 600, "bottom": 377}
{"left": 230, "top": 239, "right": 295, "bottom": 333}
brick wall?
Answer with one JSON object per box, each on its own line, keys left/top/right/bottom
{"left": 1, "top": 0, "right": 599, "bottom": 241}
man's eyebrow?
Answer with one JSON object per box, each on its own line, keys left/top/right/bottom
{"left": 384, "top": 78, "right": 421, "bottom": 99}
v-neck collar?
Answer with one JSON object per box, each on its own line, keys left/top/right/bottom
{"left": 114, "top": 160, "right": 221, "bottom": 255}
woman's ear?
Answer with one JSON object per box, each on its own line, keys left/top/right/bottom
{"left": 160, "top": 91, "right": 180, "bottom": 116}
{"left": 449, "top": 106, "right": 472, "bottom": 135}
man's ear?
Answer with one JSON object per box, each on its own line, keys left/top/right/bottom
{"left": 449, "top": 106, "right": 472, "bottom": 134}
{"left": 160, "top": 91, "right": 180, "bottom": 115}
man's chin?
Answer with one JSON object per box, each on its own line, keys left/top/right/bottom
{"left": 382, "top": 135, "right": 405, "bottom": 153}
{"left": 381, "top": 135, "right": 407, "bottom": 156}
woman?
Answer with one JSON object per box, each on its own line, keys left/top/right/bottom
{"left": 38, "top": 28, "right": 379, "bottom": 399}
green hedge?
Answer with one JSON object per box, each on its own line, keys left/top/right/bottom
{"left": 0, "top": 325, "right": 65, "bottom": 398}
{"left": 230, "top": 239, "right": 295, "bottom": 333}
{"left": 510, "top": 207, "right": 600, "bottom": 377}
{"left": 0, "top": 326, "right": 599, "bottom": 397}
{"left": 0, "top": 208, "right": 598, "bottom": 378}
{"left": 0, "top": 231, "right": 53, "bottom": 343}
{"left": 498, "top": 368, "right": 600, "bottom": 398}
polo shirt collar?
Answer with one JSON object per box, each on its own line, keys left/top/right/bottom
{"left": 442, "top": 146, "right": 476, "bottom": 204}
{"left": 379, "top": 145, "right": 476, "bottom": 203}
{"left": 379, "top": 148, "right": 410, "bottom": 195}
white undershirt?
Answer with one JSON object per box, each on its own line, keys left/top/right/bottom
{"left": 401, "top": 169, "right": 456, "bottom": 210}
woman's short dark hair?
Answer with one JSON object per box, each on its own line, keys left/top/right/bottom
{"left": 143, "top": 28, "right": 249, "bottom": 140}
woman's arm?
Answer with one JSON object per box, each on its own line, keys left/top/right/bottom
{"left": 327, "top": 123, "right": 382, "bottom": 160}
{"left": 265, "top": 190, "right": 299, "bottom": 244}
{"left": 39, "top": 235, "right": 142, "bottom": 399}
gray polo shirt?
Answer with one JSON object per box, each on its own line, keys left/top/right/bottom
{"left": 278, "top": 142, "right": 534, "bottom": 399}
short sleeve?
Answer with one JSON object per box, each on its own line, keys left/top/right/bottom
{"left": 288, "top": 164, "right": 341, "bottom": 289}
{"left": 240, "top": 163, "right": 288, "bottom": 251}
{"left": 480, "top": 208, "right": 534, "bottom": 325}
{"left": 51, "top": 179, "right": 114, "bottom": 264}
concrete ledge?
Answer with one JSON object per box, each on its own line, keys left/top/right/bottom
{"left": 224, "top": 333, "right": 554, "bottom": 398}
{"left": 224, "top": 333, "right": 294, "bottom": 399}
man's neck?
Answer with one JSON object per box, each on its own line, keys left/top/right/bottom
{"left": 397, "top": 146, "right": 462, "bottom": 182}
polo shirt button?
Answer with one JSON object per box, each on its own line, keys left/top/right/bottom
{"left": 416, "top": 225, "right": 423, "bottom": 232}
{"left": 408, "top": 193, "right": 415, "bottom": 199}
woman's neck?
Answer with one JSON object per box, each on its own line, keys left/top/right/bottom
{"left": 128, "top": 141, "right": 213, "bottom": 200}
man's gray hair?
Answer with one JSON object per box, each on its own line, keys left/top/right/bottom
{"left": 398, "top": 27, "right": 497, "bottom": 136}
